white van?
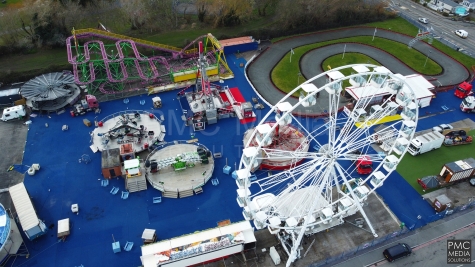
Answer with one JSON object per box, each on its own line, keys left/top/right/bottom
{"left": 1, "top": 105, "right": 26, "bottom": 121}
{"left": 455, "top": 30, "right": 468, "bottom": 39}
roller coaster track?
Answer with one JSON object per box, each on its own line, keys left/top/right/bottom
{"left": 72, "top": 28, "right": 195, "bottom": 56}
{"left": 66, "top": 29, "right": 233, "bottom": 92}
{"left": 66, "top": 37, "right": 170, "bottom": 84}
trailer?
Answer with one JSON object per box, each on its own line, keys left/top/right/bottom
{"left": 407, "top": 131, "right": 445, "bottom": 156}
{"left": 442, "top": 128, "right": 472, "bottom": 146}
{"left": 9, "top": 183, "right": 47, "bottom": 240}
{"left": 418, "top": 158, "right": 475, "bottom": 190}
{"left": 1, "top": 105, "right": 26, "bottom": 121}
{"left": 140, "top": 221, "right": 256, "bottom": 267}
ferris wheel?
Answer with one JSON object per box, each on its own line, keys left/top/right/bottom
{"left": 236, "top": 64, "right": 419, "bottom": 266}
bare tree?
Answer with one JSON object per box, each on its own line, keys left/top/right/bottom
{"left": 0, "top": 9, "right": 30, "bottom": 51}
{"left": 119, "top": 0, "right": 148, "bottom": 30}
{"left": 196, "top": 0, "right": 253, "bottom": 27}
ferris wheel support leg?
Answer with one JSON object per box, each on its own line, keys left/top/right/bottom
{"left": 356, "top": 203, "right": 378, "bottom": 237}
{"left": 335, "top": 165, "right": 379, "bottom": 238}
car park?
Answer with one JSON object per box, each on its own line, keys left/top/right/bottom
{"left": 455, "top": 30, "right": 468, "bottom": 39}
{"left": 432, "top": 123, "right": 453, "bottom": 133}
{"left": 383, "top": 243, "right": 412, "bottom": 262}
{"left": 418, "top": 17, "right": 428, "bottom": 24}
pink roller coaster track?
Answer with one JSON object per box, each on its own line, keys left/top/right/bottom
{"left": 66, "top": 30, "right": 216, "bottom": 88}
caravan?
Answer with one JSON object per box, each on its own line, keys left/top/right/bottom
{"left": 1, "top": 105, "right": 26, "bottom": 121}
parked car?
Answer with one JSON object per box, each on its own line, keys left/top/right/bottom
{"left": 469, "top": 178, "right": 475, "bottom": 186}
{"left": 383, "top": 243, "right": 412, "bottom": 262}
{"left": 432, "top": 124, "right": 453, "bottom": 133}
{"left": 418, "top": 17, "right": 428, "bottom": 24}
{"left": 455, "top": 30, "right": 468, "bottom": 39}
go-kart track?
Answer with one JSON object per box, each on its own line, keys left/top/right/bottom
{"left": 248, "top": 27, "right": 470, "bottom": 116}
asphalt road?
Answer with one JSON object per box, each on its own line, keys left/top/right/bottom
{"left": 388, "top": 0, "right": 475, "bottom": 57}
{"left": 335, "top": 210, "right": 475, "bottom": 267}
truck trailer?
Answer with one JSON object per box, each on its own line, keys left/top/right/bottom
{"left": 418, "top": 158, "right": 475, "bottom": 190}
{"left": 9, "top": 182, "right": 47, "bottom": 240}
{"left": 442, "top": 128, "right": 473, "bottom": 146}
{"left": 407, "top": 131, "right": 445, "bottom": 156}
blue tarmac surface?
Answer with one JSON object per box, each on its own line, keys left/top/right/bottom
{"left": 14, "top": 54, "right": 270, "bottom": 267}
{"left": 13, "top": 54, "right": 475, "bottom": 266}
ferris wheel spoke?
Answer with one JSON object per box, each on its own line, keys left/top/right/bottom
{"left": 253, "top": 158, "right": 329, "bottom": 193}
{"left": 262, "top": 148, "right": 324, "bottom": 161}
{"left": 239, "top": 65, "right": 419, "bottom": 267}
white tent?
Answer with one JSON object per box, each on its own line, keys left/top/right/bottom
{"left": 345, "top": 73, "right": 434, "bottom": 108}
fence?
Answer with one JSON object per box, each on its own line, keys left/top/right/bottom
{"left": 397, "top": 11, "right": 475, "bottom": 59}
{"left": 309, "top": 197, "right": 475, "bottom": 266}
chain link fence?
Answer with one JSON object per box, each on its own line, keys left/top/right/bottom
{"left": 397, "top": 12, "right": 475, "bottom": 58}
{"left": 308, "top": 198, "right": 475, "bottom": 267}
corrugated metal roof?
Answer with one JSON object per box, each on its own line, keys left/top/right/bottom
{"left": 9, "top": 183, "right": 40, "bottom": 231}
{"left": 0, "top": 88, "right": 20, "bottom": 97}
{"left": 20, "top": 72, "right": 75, "bottom": 101}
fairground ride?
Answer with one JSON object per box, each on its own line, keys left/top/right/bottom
{"left": 66, "top": 28, "right": 233, "bottom": 100}
{"left": 235, "top": 64, "right": 420, "bottom": 267}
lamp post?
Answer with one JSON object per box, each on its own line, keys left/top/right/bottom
{"left": 424, "top": 50, "right": 431, "bottom": 67}
{"left": 297, "top": 72, "right": 302, "bottom": 85}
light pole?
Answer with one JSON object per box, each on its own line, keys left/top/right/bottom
{"left": 424, "top": 50, "right": 431, "bottom": 67}
{"left": 297, "top": 72, "right": 302, "bottom": 85}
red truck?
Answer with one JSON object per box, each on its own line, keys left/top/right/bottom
{"left": 70, "top": 95, "right": 99, "bottom": 116}
{"left": 454, "top": 82, "right": 472, "bottom": 99}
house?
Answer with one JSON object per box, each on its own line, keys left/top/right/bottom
{"left": 461, "top": 0, "right": 475, "bottom": 10}
{"left": 432, "top": 0, "right": 458, "bottom": 13}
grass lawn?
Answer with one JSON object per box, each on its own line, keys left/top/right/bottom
{"left": 367, "top": 18, "right": 475, "bottom": 70}
{"left": 0, "top": 0, "right": 23, "bottom": 10}
{"left": 322, "top": 53, "right": 380, "bottom": 72}
{"left": 271, "top": 36, "right": 442, "bottom": 95}
{"left": 396, "top": 129, "right": 475, "bottom": 195}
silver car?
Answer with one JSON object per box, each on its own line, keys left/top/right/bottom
{"left": 432, "top": 124, "right": 453, "bottom": 133}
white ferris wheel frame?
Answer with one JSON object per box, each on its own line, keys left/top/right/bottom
{"left": 237, "top": 64, "right": 420, "bottom": 266}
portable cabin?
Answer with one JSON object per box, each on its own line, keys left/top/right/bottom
{"left": 120, "top": 143, "right": 135, "bottom": 161}
{"left": 439, "top": 158, "right": 475, "bottom": 184}
{"left": 1, "top": 105, "right": 26, "bottom": 121}
{"left": 9, "top": 183, "right": 47, "bottom": 240}
{"left": 433, "top": 194, "right": 453, "bottom": 212}
{"left": 101, "top": 148, "right": 122, "bottom": 179}
{"left": 0, "top": 85, "right": 23, "bottom": 106}
{"left": 124, "top": 159, "right": 141, "bottom": 178}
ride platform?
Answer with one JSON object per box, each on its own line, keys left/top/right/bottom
{"left": 146, "top": 143, "right": 214, "bottom": 197}
{"left": 91, "top": 111, "right": 164, "bottom": 153}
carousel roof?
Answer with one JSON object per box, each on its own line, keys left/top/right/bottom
{"left": 20, "top": 72, "right": 75, "bottom": 101}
